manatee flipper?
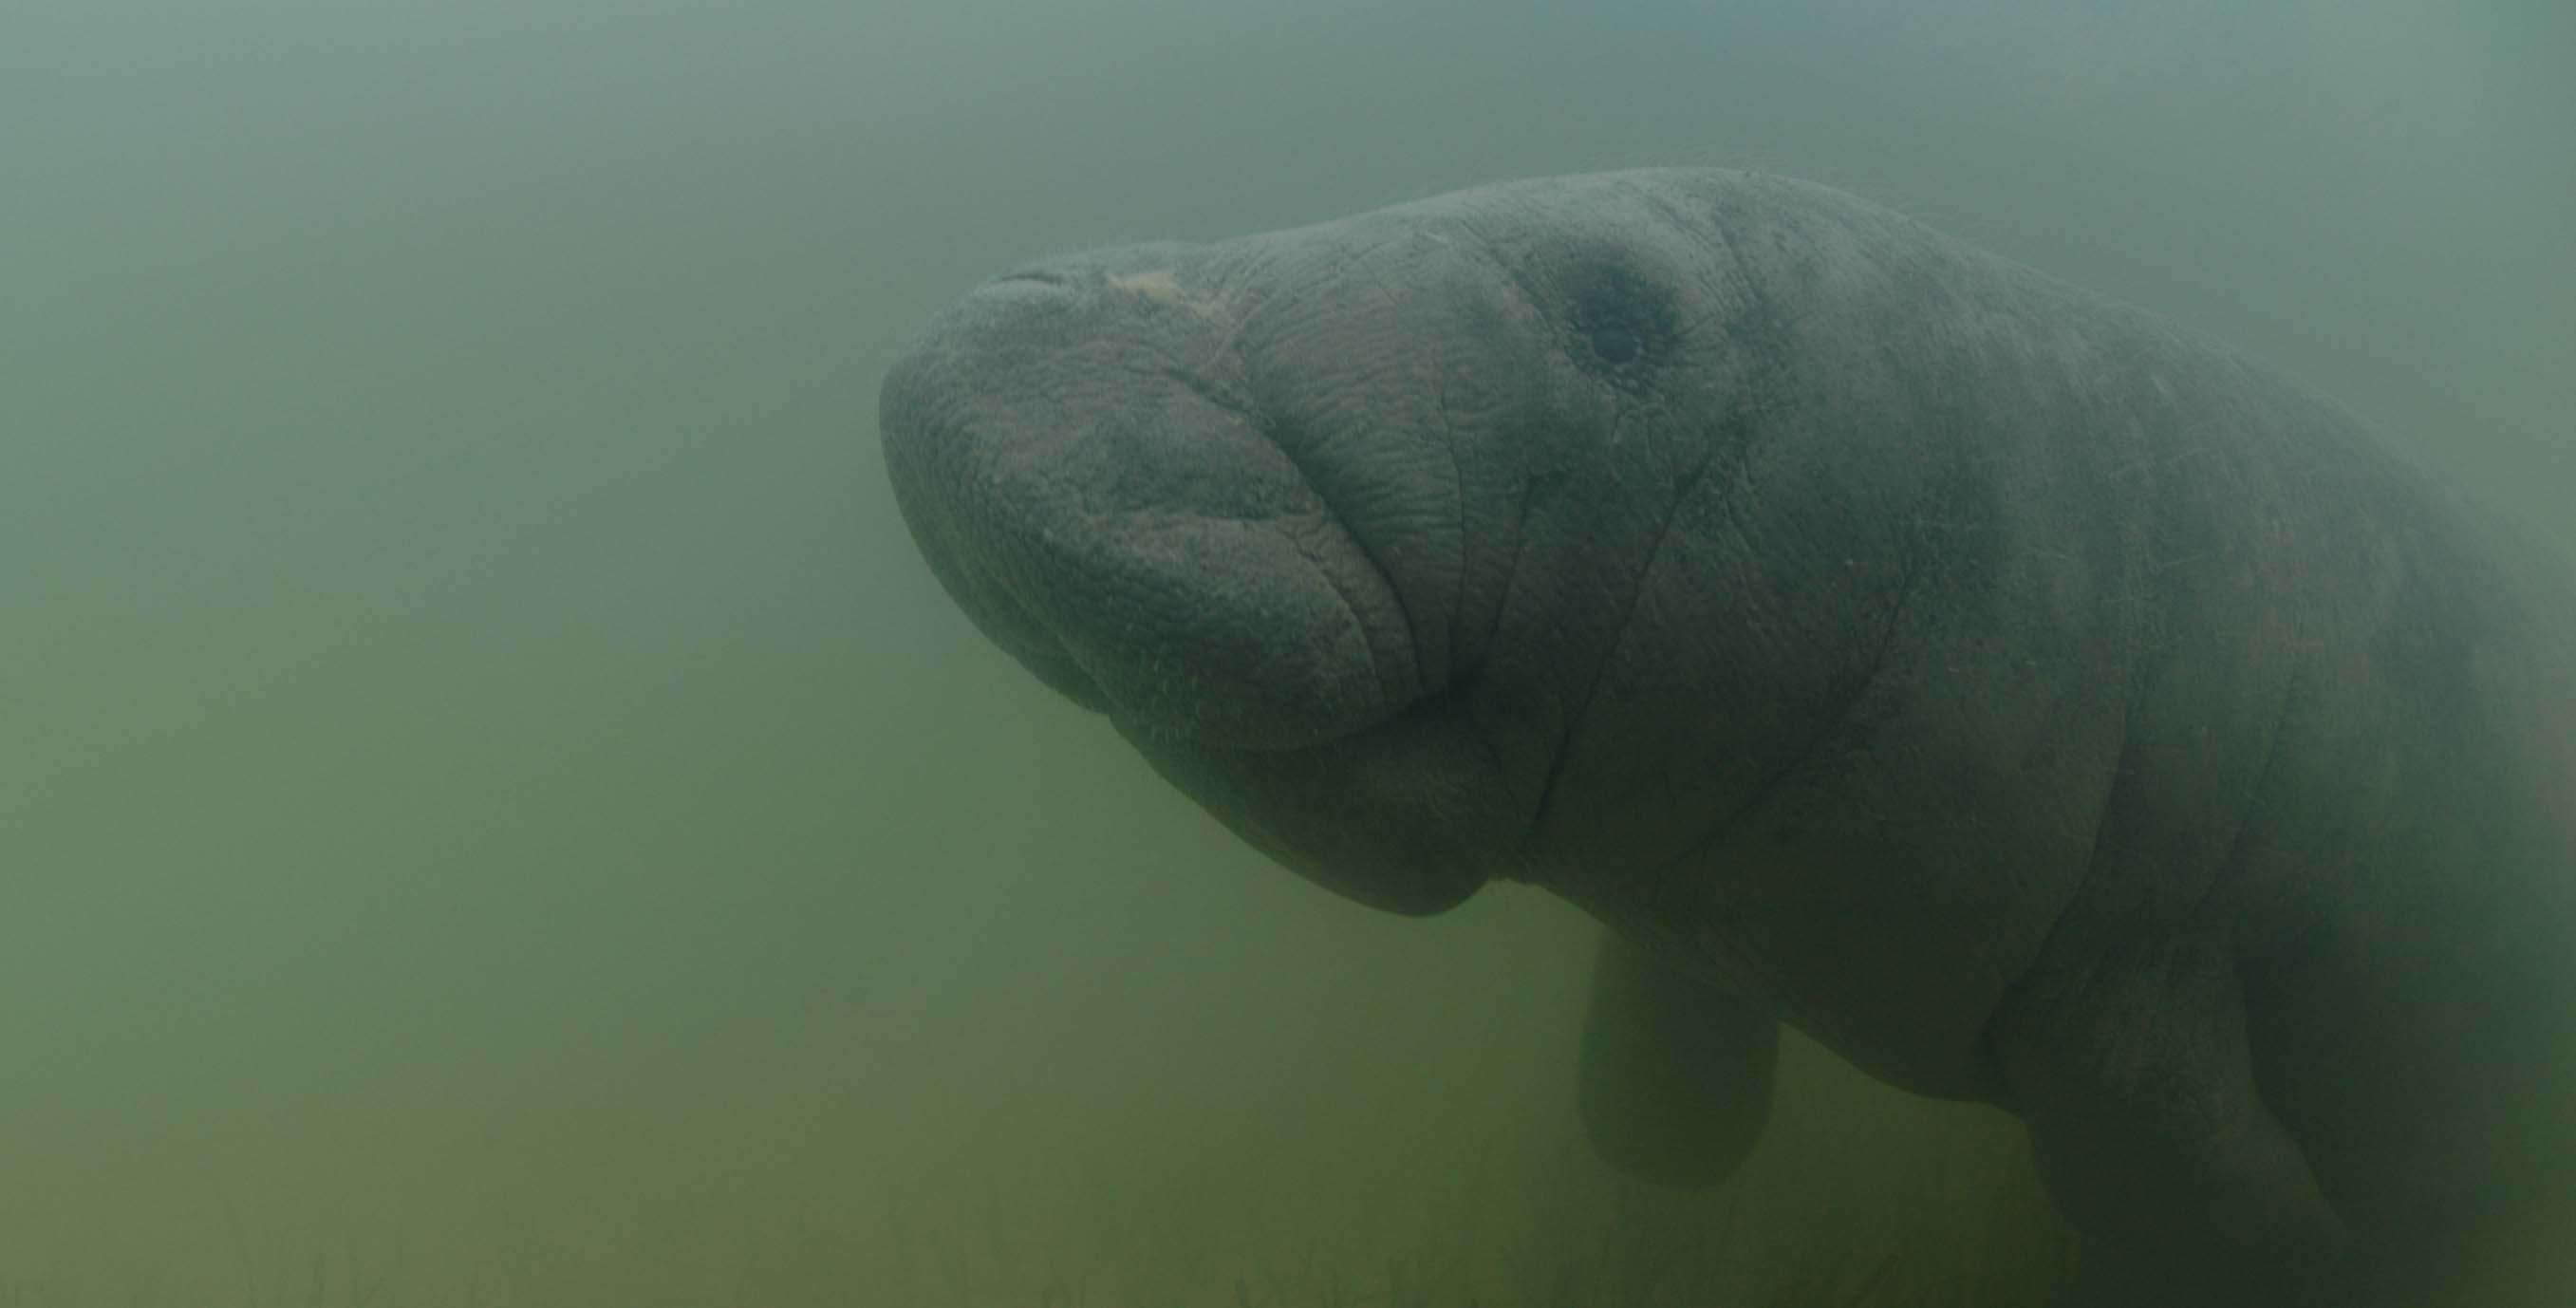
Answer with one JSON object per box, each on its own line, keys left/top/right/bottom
{"left": 1577, "top": 930, "right": 1779, "bottom": 1187}
{"left": 1989, "top": 930, "right": 2353, "bottom": 1303}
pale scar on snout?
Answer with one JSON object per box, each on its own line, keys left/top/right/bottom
{"left": 1106, "top": 270, "right": 1230, "bottom": 320}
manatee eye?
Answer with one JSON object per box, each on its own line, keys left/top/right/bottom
{"left": 1589, "top": 325, "right": 1640, "bottom": 365}
{"left": 1559, "top": 248, "right": 1675, "bottom": 383}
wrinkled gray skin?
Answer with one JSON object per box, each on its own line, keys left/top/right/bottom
{"left": 879, "top": 169, "right": 2576, "bottom": 1303}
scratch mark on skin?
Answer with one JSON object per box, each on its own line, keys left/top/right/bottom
{"left": 1523, "top": 423, "right": 1731, "bottom": 852}
{"left": 1430, "top": 364, "right": 1470, "bottom": 689}
{"left": 1711, "top": 473, "right": 1921, "bottom": 879}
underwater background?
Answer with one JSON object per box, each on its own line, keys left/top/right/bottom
{"left": 6, "top": 0, "right": 2568, "bottom": 1302}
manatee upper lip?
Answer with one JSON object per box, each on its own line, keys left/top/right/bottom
{"left": 884, "top": 259, "right": 1428, "bottom": 756}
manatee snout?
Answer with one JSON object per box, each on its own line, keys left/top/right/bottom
{"left": 877, "top": 260, "right": 1424, "bottom": 753}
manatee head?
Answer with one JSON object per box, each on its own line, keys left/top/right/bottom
{"left": 879, "top": 173, "right": 1920, "bottom": 917}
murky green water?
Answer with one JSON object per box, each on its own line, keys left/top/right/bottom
{"left": 6, "top": 1, "right": 2567, "bottom": 1302}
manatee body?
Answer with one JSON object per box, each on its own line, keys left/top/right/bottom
{"left": 878, "top": 169, "right": 2576, "bottom": 1301}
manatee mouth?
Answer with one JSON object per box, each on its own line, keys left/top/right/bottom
{"left": 877, "top": 267, "right": 1427, "bottom": 754}
{"left": 945, "top": 565, "right": 1118, "bottom": 718}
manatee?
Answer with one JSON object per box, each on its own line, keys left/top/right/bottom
{"left": 876, "top": 168, "right": 2576, "bottom": 1303}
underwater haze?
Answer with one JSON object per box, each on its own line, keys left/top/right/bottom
{"left": 7, "top": 1, "right": 2569, "bottom": 1303}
